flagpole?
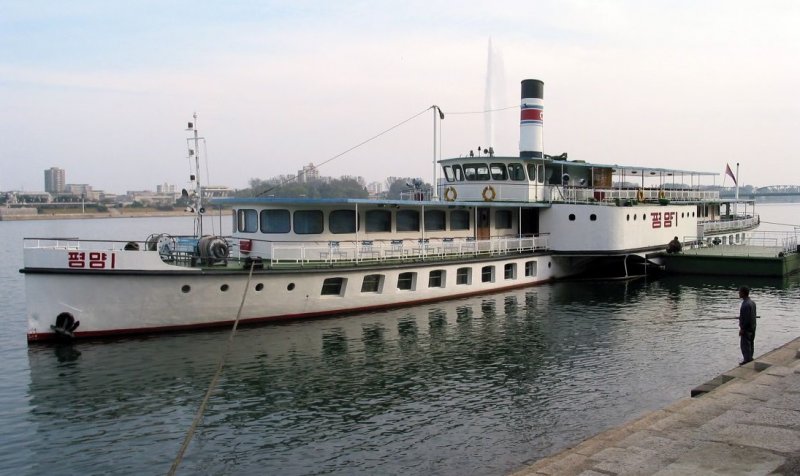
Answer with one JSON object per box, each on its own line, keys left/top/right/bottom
{"left": 735, "top": 162, "right": 740, "bottom": 216}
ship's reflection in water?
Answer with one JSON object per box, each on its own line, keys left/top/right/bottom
{"left": 25, "top": 275, "right": 800, "bottom": 475}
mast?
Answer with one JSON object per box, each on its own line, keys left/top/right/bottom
{"left": 187, "top": 113, "right": 204, "bottom": 236}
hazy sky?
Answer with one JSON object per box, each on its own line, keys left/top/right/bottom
{"left": 2, "top": 1, "right": 798, "bottom": 193}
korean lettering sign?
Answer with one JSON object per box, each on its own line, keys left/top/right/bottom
{"left": 67, "top": 251, "right": 116, "bottom": 269}
{"left": 651, "top": 211, "right": 678, "bottom": 229}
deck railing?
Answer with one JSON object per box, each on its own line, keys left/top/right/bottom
{"left": 266, "top": 235, "right": 549, "bottom": 266}
{"left": 558, "top": 187, "right": 721, "bottom": 205}
{"left": 700, "top": 215, "right": 760, "bottom": 234}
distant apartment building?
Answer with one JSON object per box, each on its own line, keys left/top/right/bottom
{"left": 367, "top": 181, "right": 384, "bottom": 196}
{"left": 157, "top": 183, "right": 176, "bottom": 194}
{"left": 297, "top": 163, "right": 320, "bottom": 183}
{"left": 44, "top": 167, "right": 65, "bottom": 193}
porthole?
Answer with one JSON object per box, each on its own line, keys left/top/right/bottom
{"left": 681, "top": 212, "right": 684, "bottom": 218}
{"left": 220, "top": 284, "right": 229, "bottom": 292}
{"left": 287, "top": 283, "right": 295, "bottom": 291}
{"left": 568, "top": 214, "right": 576, "bottom": 221}
{"left": 590, "top": 214, "right": 597, "bottom": 221}
{"left": 626, "top": 214, "right": 630, "bottom": 221}
{"left": 634, "top": 214, "right": 637, "bottom": 221}
{"left": 548, "top": 261, "right": 552, "bottom": 268}
{"left": 642, "top": 214, "right": 646, "bottom": 221}
{"left": 255, "top": 283, "right": 264, "bottom": 291}
{"left": 181, "top": 285, "right": 191, "bottom": 293}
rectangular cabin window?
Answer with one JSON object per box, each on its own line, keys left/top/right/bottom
{"left": 463, "top": 163, "right": 490, "bottom": 181}
{"left": 397, "top": 272, "right": 416, "bottom": 291}
{"left": 443, "top": 166, "right": 455, "bottom": 182}
{"left": 481, "top": 266, "right": 494, "bottom": 283}
{"left": 450, "top": 210, "right": 470, "bottom": 231}
{"left": 260, "top": 209, "right": 290, "bottom": 233}
{"left": 365, "top": 209, "right": 391, "bottom": 232}
{"left": 452, "top": 165, "right": 464, "bottom": 181}
{"left": 537, "top": 164, "right": 544, "bottom": 184}
{"left": 525, "top": 261, "right": 537, "bottom": 277}
{"left": 321, "top": 277, "right": 345, "bottom": 296}
{"left": 396, "top": 210, "right": 420, "bottom": 232}
{"left": 361, "top": 274, "right": 384, "bottom": 293}
{"left": 329, "top": 209, "right": 359, "bottom": 234}
{"left": 495, "top": 210, "right": 512, "bottom": 229}
{"left": 424, "top": 210, "right": 446, "bottom": 231}
{"left": 504, "top": 263, "right": 516, "bottom": 280}
{"left": 490, "top": 163, "right": 508, "bottom": 180}
{"left": 526, "top": 164, "right": 537, "bottom": 183}
{"left": 293, "top": 210, "right": 324, "bottom": 234}
{"left": 456, "top": 267, "right": 471, "bottom": 285}
{"left": 237, "top": 209, "right": 258, "bottom": 233}
{"left": 428, "top": 270, "right": 445, "bottom": 288}
{"left": 508, "top": 163, "right": 527, "bottom": 181}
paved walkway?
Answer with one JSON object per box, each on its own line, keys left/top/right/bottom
{"left": 511, "top": 337, "right": 800, "bottom": 475}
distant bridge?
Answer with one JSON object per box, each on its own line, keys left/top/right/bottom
{"left": 719, "top": 191, "right": 800, "bottom": 199}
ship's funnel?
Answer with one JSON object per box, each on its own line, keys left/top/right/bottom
{"left": 519, "top": 79, "right": 544, "bottom": 158}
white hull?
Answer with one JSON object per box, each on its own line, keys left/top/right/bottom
{"left": 24, "top": 252, "right": 568, "bottom": 341}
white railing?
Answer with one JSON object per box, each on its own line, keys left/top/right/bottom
{"left": 266, "top": 235, "right": 549, "bottom": 266}
{"left": 700, "top": 215, "right": 760, "bottom": 234}
{"left": 682, "top": 231, "right": 798, "bottom": 257}
{"left": 556, "top": 187, "right": 721, "bottom": 205}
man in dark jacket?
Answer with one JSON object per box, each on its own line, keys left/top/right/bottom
{"left": 738, "top": 286, "right": 757, "bottom": 365}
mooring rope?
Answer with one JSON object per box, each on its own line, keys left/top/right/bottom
{"left": 167, "top": 262, "right": 256, "bottom": 475}
{"left": 759, "top": 220, "right": 800, "bottom": 227}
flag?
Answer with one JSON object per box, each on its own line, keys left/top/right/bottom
{"left": 725, "top": 163, "right": 737, "bottom": 185}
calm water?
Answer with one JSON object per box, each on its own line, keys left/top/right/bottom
{"left": 1, "top": 206, "right": 799, "bottom": 475}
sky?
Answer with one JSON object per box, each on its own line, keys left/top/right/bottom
{"left": 1, "top": 0, "right": 799, "bottom": 193}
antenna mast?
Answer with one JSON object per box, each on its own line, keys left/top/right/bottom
{"left": 187, "top": 113, "right": 204, "bottom": 236}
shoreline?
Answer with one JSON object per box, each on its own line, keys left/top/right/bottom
{"left": 0, "top": 210, "right": 231, "bottom": 221}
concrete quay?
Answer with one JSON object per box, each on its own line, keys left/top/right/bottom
{"left": 512, "top": 337, "right": 800, "bottom": 475}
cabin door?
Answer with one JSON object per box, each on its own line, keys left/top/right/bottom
{"left": 477, "top": 207, "right": 491, "bottom": 240}
{"left": 520, "top": 208, "right": 539, "bottom": 235}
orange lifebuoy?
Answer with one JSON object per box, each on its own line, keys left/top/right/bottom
{"left": 636, "top": 188, "right": 644, "bottom": 202}
{"left": 444, "top": 186, "right": 458, "bottom": 201}
{"left": 482, "top": 185, "right": 496, "bottom": 201}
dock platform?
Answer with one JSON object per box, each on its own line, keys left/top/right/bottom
{"left": 511, "top": 337, "right": 800, "bottom": 475}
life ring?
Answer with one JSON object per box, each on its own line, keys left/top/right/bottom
{"left": 658, "top": 190, "right": 666, "bottom": 200}
{"left": 482, "top": 185, "right": 496, "bottom": 202}
{"left": 444, "top": 186, "right": 458, "bottom": 201}
{"left": 636, "top": 188, "right": 644, "bottom": 202}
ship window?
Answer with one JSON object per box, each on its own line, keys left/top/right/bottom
{"left": 237, "top": 209, "right": 258, "bottom": 233}
{"left": 569, "top": 214, "right": 576, "bottom": 221}
{"left": 329, "top": 210, "right": 359, "bottom": 234}
{"left": 260, "top": 209, "right": 290, "bottom": 233}
{"left": 626, "top": 214, "right": 630, "bottom": 221}
{"left": 321, "top": 277, "right": 345, "bottom": 296}
{"left": 397, "top": 272, "right": 416, "bottom": 291}
{"left": 481, "top": 266, "right": 494, "bottom": 283}
{"left": 525, "top": 261, "right": 537, "bottom": 277}
{"left": 527, "top": 164, "right": 536, "bottom": 182}
{"left": 490, "top": 163, "right": 508, "bottom": 180}
{"left": 450, "top": 210, "right": 470, "bottom": 230}
{"left": 396, "top": 210, "right": 420, "bottom": 231}
{"left": 504, "top": 263, "right": 516, "bottom": 280}
{"left": 452, "top": 165, "right": 464, "bottom": 181}
{"left": 428, "top": 270, "right": 445, "bottom": 288}
{"left": 508, "top": 163, "right": 526, "bottom": 181}
{"left": 443, "top": 166, "right": 455, "bottom": 182}
{"left": 642, "top": 214, "right": 646, "bottom": 220}
{"left": 537, "top": 165, "right": 544, "bottom": 183}
{"left": 464, "top": 163, "right": 490, "bottom": 181}
{"left": 495, "top": 210, "right": 512, "bottom": 229}
{"left": 456, "top": 267, "right": 471, "bottom": 285}
{"left": 361, "top": 274, "right": 384, "bottom": 293}
{"left": 294, "top": 210, "right": 324, "bottom": 234}
{"left": 590, "top": 214, "right": 597, "bottom": 221}
{"left": 366, "top": 209, "right": 391, "bottom": 232}
{"left": 634, "top": 214, "right": 637, "bottom": 221}
{"left": 424, "top": 210, "right": 446, "bottom": 231}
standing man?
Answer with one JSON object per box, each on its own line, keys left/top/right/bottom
{"left": 738, "top": 286, "right": 757, "bottom": 365}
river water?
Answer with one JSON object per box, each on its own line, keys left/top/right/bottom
{"left": 1, "top": 204, "right": 798, "bottom": 475}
